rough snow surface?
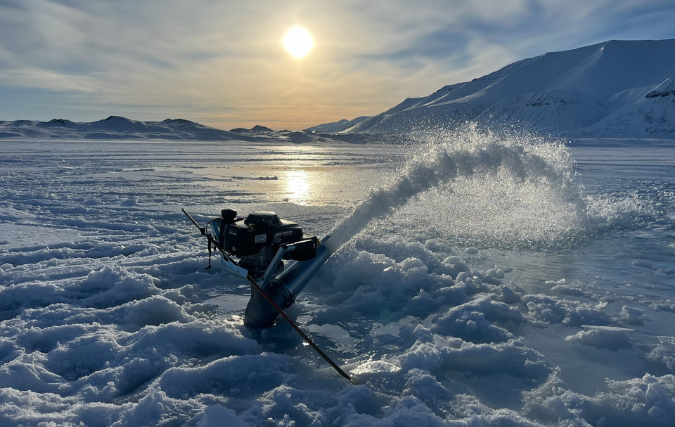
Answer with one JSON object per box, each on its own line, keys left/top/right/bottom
{"left": 1, "top": 132, "right": 674, "bottom": 426}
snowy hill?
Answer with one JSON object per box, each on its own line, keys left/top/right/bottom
{"left": 478, "top": 89, "right": 609, "bottom": 130}
{"left": 0, "top": 116, "right": 270, "bottom": 141}
{"left": 230, "top": 125, "right": 276, "bottom": 134}
{"left": 0, "top": 117, "right": 331, "bottom": 143}
{"left": 579, "top": 76, "right": 675, "bottom": 136}
{"left": 340, "top": 39, "right": 675, "bottom": 137}
{"left": 304, "top": 116, "right": 369, "bottom": 133}
{"left": 228, "top": 125, "right": 322, "bottom": 143}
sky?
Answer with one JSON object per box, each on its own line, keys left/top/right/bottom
{"left": 1, "top": 0, "right": 675, "bottom": 131}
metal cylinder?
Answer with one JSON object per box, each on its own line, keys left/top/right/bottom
{"left": 244, "top": 280, "right": 292, "bottom": 329}
{"left": 275, "top": 236, "right": 332, "bottom": 297}
{"left": 244, "top": 236, "right": 334, "bottom": 329}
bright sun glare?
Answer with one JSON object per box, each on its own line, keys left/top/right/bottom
{"left": 283, "top": 26, "right": 314, "bottom": 58}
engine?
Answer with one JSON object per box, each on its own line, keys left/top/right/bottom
{"left": 209, "top": 209, "right": 317, "bottom": 276}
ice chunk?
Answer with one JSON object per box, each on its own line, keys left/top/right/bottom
{"left": 618, "top": 305, "right": 648, "bottom": 325}
{"left": 565, "top": 326, "right": 633, "bottom": 351}
{"left": 197, "top": 404, "right": 250, "bottom": 427}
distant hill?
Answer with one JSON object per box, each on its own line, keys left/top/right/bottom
{"left": 0, "top": 117, "right": 332, "bottom": 143}
{"left": 319, "top": 39, "right": 675, "bottom": 138}
{"left": 0, "top": 116, "right": 274, "bottom": 141}
{"left": 230, "top": 125, "right": 276, "bottom": 133}
{"left": 304, "top": 116, "right": 369, "bottom": 133}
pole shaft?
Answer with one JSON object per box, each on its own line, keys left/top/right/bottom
{"left": 245, "top": 275, "right": 352, "bottom": 382}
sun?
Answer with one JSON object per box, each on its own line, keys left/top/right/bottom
{"left": 283, "top": 26, "right": 314, "bottom": 59}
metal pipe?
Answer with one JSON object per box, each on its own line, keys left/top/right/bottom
{"left": 275, "top": 235, "right": 332, "bottom": 297}
{"left": 244, "top": 236, "right": 334, "bottom": 329}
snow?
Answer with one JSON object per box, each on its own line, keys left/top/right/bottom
{"left": 479, "top": 89, "right": 608, "bottom": 130}
{"left": 524, "top": 370, "right": 675, "bottom": 426}
{"left": 196, "top": 404, "right": 250, "bottom": 427}
{"left": 565, "top": 326, "right": 634, "bottom": 351}
{"left": 618, "top": 305, "right": 648, "bottom": 326}
{"left": 0, "top": 131, "right": 674, "bottom": 426}
{"left": 648, "top": 337, "right": 675, "bottom": 373}
{"left": 580, "top": 77, "right": 675, "bottom": 137}
{"left": 304, "top": 117, "right": 370, "bottom": 134}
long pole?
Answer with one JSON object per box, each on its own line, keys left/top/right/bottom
{"left": 244, "top": 274, "right": 352, "bottom": 382}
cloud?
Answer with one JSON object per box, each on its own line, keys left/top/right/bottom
{"left": 1, "top": 0, "right": 674, "bottom": 129}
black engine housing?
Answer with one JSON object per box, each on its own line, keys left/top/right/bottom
{"left": 212, "top": 211, "right": 316, "bottom": 276}
{"left": 225, "top": 211, "right": 303, "bottom": 256}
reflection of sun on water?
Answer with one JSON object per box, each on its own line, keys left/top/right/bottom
{"left": 285, "top": 169, "right": 310, "bottom": 204}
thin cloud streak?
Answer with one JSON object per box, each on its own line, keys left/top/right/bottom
{"left": 1, "top": 0, "right": 674, "bottom": 129}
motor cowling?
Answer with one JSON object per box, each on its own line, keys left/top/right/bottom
{"left": 226, "top": 212, "right": 302, "bottom": 256}
{"left": 211, "top": 211, "right": 317, "bottom": 277}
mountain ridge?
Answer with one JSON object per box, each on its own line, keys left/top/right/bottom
{"left": 0, "top": 117, "right": 290, "bottom": 141}
{"left": 323, "top": 39, "right": 675, "bottom": 137}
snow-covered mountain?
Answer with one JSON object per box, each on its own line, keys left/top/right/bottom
{"left": 0, "top": 116, "right": 269, "bottom": 141}
{"left": 579, "top": 76, "right": 675, "bottom": 137}
{"left": 304, "top": 116, "right": 369, "bottom": 133}
{"left": 0, "top": 116, "right": 330, "bottom": 143}
{"left": 338, "top": 39, "right": 675, "bottom": 137}
{"left": 230, "top": 125, "right": 276, "bottom": 134}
